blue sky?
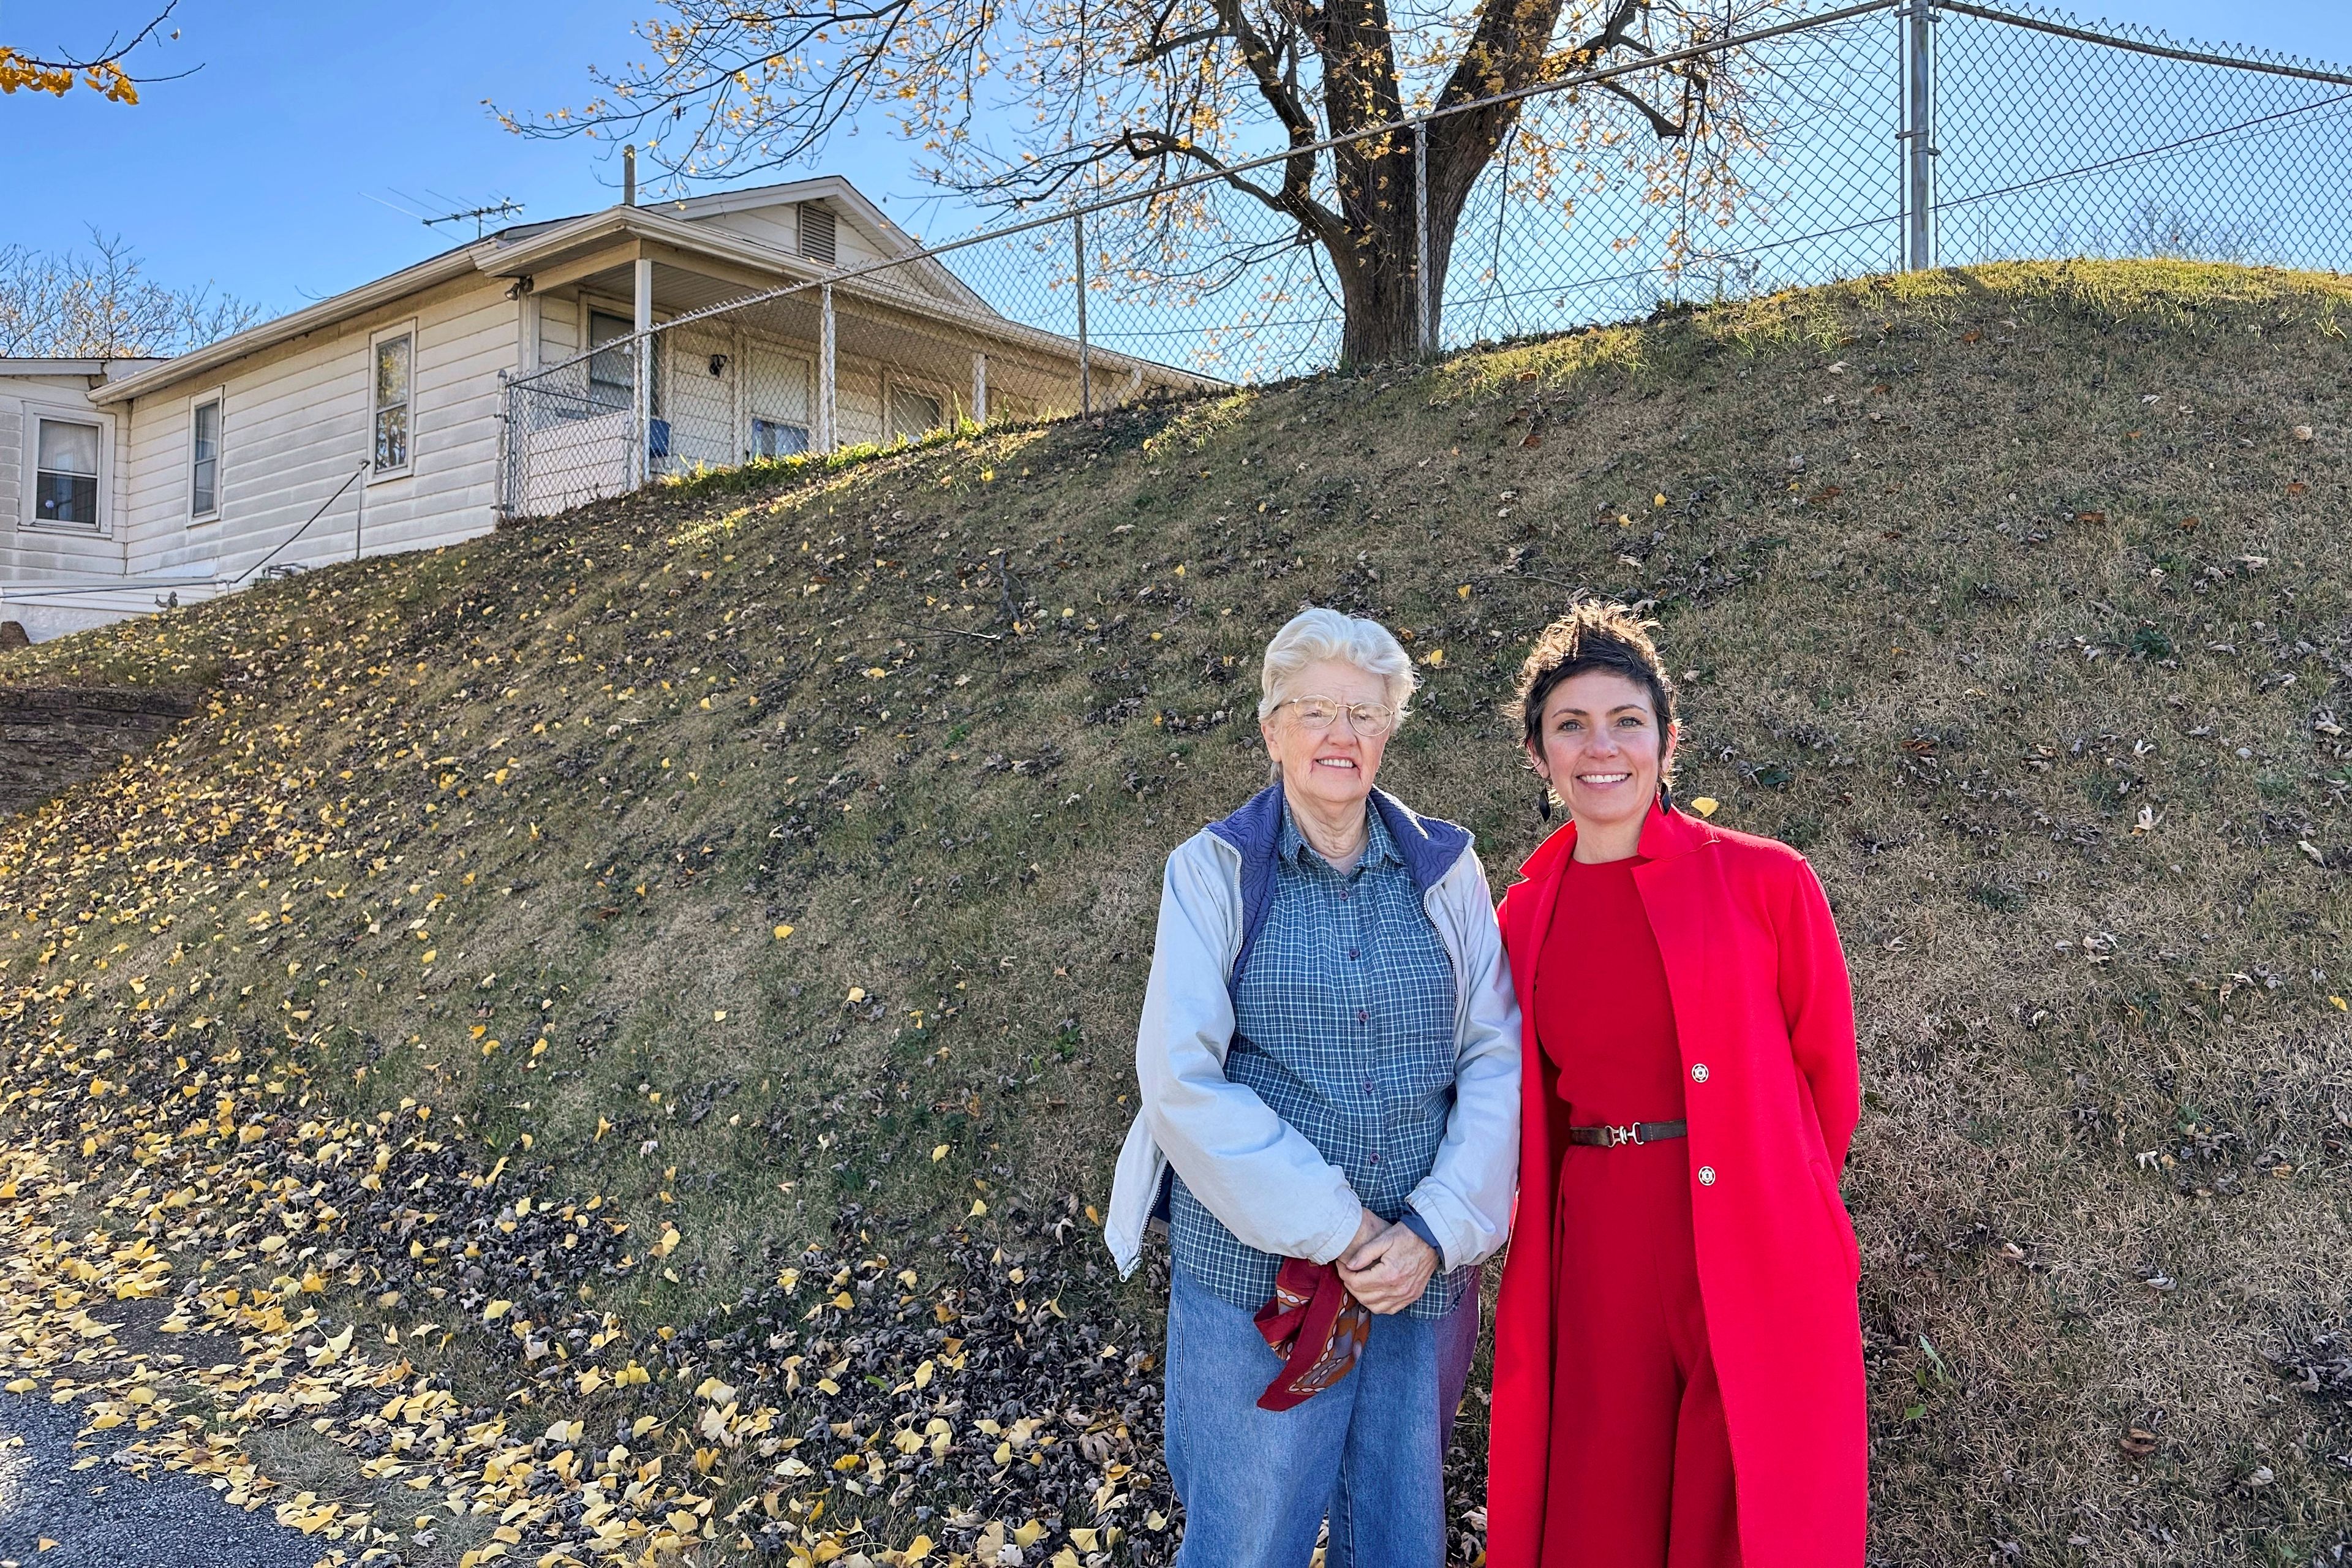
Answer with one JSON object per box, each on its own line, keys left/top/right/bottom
{"left": 6, "top": 0, "right": 2348, "bottom": 323}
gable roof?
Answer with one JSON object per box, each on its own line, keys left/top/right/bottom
{"left": 91, "top": 175, "right": 970, "bottom": 406}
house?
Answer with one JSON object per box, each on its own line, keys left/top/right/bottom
{"left": 0, "top": 176, "right": 1210, "bottom": 643}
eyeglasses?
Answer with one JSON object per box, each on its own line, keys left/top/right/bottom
{"left": 1275, "top": 695, "right": 1396, "bottom": 738}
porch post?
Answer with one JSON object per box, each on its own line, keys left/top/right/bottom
{"left": 517, "top": 293, "right": 540, "bottom": 374}
{"left": 972, "top": 352, "right": 988, "bottom": 427}
{"left": 818, "top": 283, "right": 837, "bottom": 454}
{"left": 632, "top": 255, "right": 654, "bottom": 486}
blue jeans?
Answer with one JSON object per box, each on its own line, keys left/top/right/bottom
{"left": 1164, "top": 1263, "right": 1479, "bottom": 1568}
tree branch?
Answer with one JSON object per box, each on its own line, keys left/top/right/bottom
{"left": 1596, "top": 75, "right": 1686, "bottom": 139}
{"left": 1, "top": 1, "right": 183, "bottom": 102}
{"left": 1115, "top": 128, "right": 1345, "bottom": 246}
{"left": 1125, "top": 24, "right": 1230, "bottom": 64}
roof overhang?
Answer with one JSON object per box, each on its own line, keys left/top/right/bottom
{"left": 92, "top": 246, "right": 490, "bottom": 405}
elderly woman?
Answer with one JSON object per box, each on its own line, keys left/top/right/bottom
{"left": 1104, "top": 606, "right": 1520, "bottom": 1568}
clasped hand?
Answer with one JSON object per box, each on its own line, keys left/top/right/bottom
{"left": 1337, "top": 1206, "right": 1438, "bottom": 1315}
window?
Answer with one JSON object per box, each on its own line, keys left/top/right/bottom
{"left": 750, "top": 417, "right": 809, "bottom": 459}
{"left": 33, "top": 418, "right": 101, "bottom": 527}
{"left": 799, "top": 203, "right": 837, "bottom": 266}
{"left": 190, "top": 396, "right": 222, "bottom": 518}
{"left": 587, "top": 310, "right": 661, "bottom": 417}
{"left": 372, "top": 330, "right": 412, "bottom": 473}
{"left": 888, "top": 387, "right": 943, "bottom": 441}
{"left": 588, "top": 311, "right": 632, "bottom": 409}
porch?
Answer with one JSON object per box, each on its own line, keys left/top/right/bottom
{"left": 493, "top": 232, "right": 1153, "bottom": 519}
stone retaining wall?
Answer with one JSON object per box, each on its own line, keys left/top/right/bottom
{"left": 0, "top": 686, "right": 204, "bottom": 819}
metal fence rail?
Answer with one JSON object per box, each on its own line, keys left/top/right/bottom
{"left": 497, "top": 0, "right": 2352, "bottom": 520}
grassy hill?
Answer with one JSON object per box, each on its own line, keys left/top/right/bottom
{"left": 2, "top": 258, "right": 2348, "bottom": 1567}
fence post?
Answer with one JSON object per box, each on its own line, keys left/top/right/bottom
{"left": 972, "top": 352, "right": 989, "bottom": 426}
{"left": 493, "top": 369, "right": 510, "bottom": 526}
{"left": 729, "top": 323, "right": 745, "bottom": 461}
{"left": 1900, "top": 1, "right": 1938, "bottom": 271}
{"left": 633, "top": 255, "right": 654, "bottom": 486}
{"left": 818, "top": 282, "right": 837, "bottom": 454}
{"left": 1074, "top": 213, "right": 1091, "bottom": 417}
{"left": 1414, "top": 118, "right": 1433, "bottom": 355}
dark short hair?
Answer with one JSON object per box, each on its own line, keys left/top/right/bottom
{"left": 1508, "top": 603, "right": 1679, "bottom": 765}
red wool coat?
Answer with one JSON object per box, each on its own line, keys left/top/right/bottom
{"left": 1487, "top": 802, "right": 1866, "bottom": 1568}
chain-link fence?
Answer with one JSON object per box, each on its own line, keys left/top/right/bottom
{"left": 497, "top": 0, "right": 2352, "bottom": 519}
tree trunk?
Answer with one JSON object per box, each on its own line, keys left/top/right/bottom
{"left": 1334, "top": 224, "right": 1423, "bottom": 364}
{"left": 1327, "top": 130, "right": 1481, "bottom": 363}
{"left": 1329, "top": 137, "right": 1429, "bottom": 365}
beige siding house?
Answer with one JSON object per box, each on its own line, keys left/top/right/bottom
{"left": 0, "top": 176, "right": 1203, "bottom": 641}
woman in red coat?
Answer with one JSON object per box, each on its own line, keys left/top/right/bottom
{"left": 1486, "top": 603, "right": 1864, "bottom": 1568}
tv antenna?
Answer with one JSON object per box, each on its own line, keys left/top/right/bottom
{"left": 423, "top": 197, "right": 526, "bottom": 239}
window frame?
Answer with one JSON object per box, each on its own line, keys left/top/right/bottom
{"left": 883, "top": 372, "right": 952, "bottom": 443}
{"left": 20, "top": 402, "right": 111, "bottom": 535}
{"left": 368, "top": 318, "right": 418, "bottom": 483}
{"left": 748, "top": 415, "right": 810, "bottom": 460}
{"left": 189, "top": 388, "right": 225, "bottom": 522}
{"left": 584, "top": 303, "right": 663, "bottom": 420}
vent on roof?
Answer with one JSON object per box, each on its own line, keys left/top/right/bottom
{"left": 799, "top": 203, "right": 837, "bottom": 266}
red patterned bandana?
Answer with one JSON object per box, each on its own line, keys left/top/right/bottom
{"left": 1251, "top": 1257, "right": 1371, "bottom": 1411}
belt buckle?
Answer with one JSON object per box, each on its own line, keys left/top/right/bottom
{"left": 1607, "top": 1122, "right": 1645, "bottom": 1148}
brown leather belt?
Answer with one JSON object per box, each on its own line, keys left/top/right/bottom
{"left": 1566, "top": 1120, "right": 1688, "bottom": 1148}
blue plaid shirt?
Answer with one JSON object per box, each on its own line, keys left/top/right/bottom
{"left": 1168, "top": 799, "right": 1474, "bottom": 1321}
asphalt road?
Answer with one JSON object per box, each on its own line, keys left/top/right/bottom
{"left": 0, "top": 1392, "right": 318, "bottom": 1568}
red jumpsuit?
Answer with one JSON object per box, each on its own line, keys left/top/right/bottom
{"left": 1533, "top": 854, "right": 1741, "bottom": 1568}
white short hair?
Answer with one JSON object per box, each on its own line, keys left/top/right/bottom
{"left": 1257, "top": 606, "right": 1417, "bottom": 726}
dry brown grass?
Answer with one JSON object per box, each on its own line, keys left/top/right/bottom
{"left": 3, "top": 258, "right": 2348, "bottom": 1563}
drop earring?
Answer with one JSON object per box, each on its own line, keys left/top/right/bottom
{"left": 1659, "top": 778, "right": 1675, "bottom": 813}
{"left": 1537, "top": 782, "right": 1554, "bottom": 822}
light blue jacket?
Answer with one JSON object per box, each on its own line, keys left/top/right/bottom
{"left": 1104, "top": 786, "right": 1522, "bottom": 1280}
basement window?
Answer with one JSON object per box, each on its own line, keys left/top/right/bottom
{"left": 889, "top": 387, "right": 943, "bottom": 441}
{"left": 799, "top": 203, "right": 837, "bottom": 266}
{"left": 751, "top": 417, "right": 809, "bottom": 459}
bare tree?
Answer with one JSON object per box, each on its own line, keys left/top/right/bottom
{"left": 502, "top": 0, "right": 1793, "bottom": 364}
{"left": 0, "top": 2, "right": 183, "bottom": 105}
{"left": 0, "top": 230, "right": 262, "bottom": 359}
